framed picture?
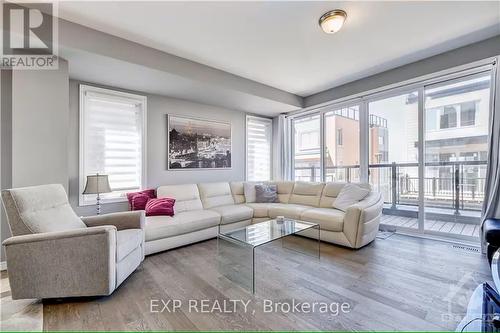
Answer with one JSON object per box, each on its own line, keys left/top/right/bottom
{"left": 167, "top": 115, "right": 232, "bottom": 170}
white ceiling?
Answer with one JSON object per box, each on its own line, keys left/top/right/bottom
{"left": 57, "top": 1, "right": 500, "bottom": 97}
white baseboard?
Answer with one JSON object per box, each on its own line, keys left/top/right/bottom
{"left": 0, "top": 261, "right": 6, "bottom": 271}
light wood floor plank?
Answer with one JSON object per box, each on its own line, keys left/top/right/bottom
{"left": 43, "top": 234, "right": 491, "bottom": 331}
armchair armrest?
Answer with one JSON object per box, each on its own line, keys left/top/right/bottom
{"left": 82, "top": 210, "right": 145, "bottom": 230}
{"left": 3, "top": 226, "right": 117, "bottom": 299}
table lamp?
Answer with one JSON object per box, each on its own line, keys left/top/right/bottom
{"left": 82, "top": 173, "right": 112, "bottom": 215}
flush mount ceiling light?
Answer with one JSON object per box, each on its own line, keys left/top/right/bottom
{"left": 319, "top": 9, "right": 347, "bottom": 34}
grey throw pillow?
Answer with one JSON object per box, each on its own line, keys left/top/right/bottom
{"left": 255, "top": 184, "right": 279, "bottom": 203}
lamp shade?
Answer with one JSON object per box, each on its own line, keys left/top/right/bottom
{"left": 82, "top": 174, "right": 112, "bottom": 194}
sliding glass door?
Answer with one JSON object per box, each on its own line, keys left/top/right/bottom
{"left": 368, "top": 91, "right": 420, "bottom": 230}
{"left": 423, "top": 73, "right": 491, "bottom": 238}
{"left": 289, "top": 63, "right": 494, "bottom": 241}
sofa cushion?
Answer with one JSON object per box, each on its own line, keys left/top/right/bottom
{"left": 268, "top": 181, "right": 295, "bottom": 203}
{"left": 209, "top": 204, "right": 253, "bottom": 224}
{"left": 245, "top": 203, "right": 274, "bottom": 218}
{"left": 333, "top": 183, "right": 370, "bottom": 212}
{"left": 268, "top": 204, "right": 309, "bottom": 219}
{"left": 116, "top": 229, "right": 143, "bottom": 261}
{"left": 198, "top": 182, "right": 235, "bottom": 208}
{"left": 229, "top": 182, "right": 246, "bottom": 204}
{"left": 243, "top": 182, "right": 262, "bottom": 203}
{"left": 288, "top": 181, "right": 324, "bottom": 207}
{"left": 300, "top": 208, "right": 344, "bottom": 232}
{"left": 145, "top": 210, "right": 220, "bottom": 241}
{"left": 157, "top": 184, "right": 203, "bottom": 213}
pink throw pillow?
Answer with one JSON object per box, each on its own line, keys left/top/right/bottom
{"left": 145, "top": 198, "right": 176, "bottom": 217}
{"left": 127, "top": 189, "right": 156, "bottom": 210}
{"left": 131, "top": 194, "right": 150, "bottom": 211}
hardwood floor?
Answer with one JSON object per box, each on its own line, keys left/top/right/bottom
{"left": 43, "top": 234, "right": 491, "bottom": 331}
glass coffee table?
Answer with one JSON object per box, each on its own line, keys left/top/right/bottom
{"left": 217, "top": 219, "right": 320, "bottom": 294}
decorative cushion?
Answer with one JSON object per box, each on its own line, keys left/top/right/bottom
{"left": 131, "top": 194, "right": 150, "bottom": 211}
{"left": 255, "top": 184, "right": 279, "bottom": 203}
{"left": 127, "top": 189, "right": 156, "bottom": 210}
{"left": 145, "top": 198, "right": 176, "bottom": 217}
{"left": 332, "top": 183, "right": 370, "bottom": 212}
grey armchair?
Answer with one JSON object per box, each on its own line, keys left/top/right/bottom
{"left": 1, "top": 184, "right": 145, "bottom": 300}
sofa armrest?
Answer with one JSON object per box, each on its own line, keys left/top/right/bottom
{"left": 343, "top": 192, "right": 383, "bottom": 248}
{"left": 3, "top": 226, "right": 117, "bottom": 299}
{"left": 82, "top": 210, "right": 145, "bottom": 231}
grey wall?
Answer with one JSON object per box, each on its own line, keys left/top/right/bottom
{"left": 305, "top": 35, "right": 500, "bottom": 107}
{"left": 68, "top": 80, "right": 246, "bottom": 216}
{"left": 1, "top": 70, "right": 13, "bottom": 262}
{"left": 1, "top": 61, "right": 69, "bottom": 261}
{"left": 11, "top": 60, "right": 70, "bottom": 189}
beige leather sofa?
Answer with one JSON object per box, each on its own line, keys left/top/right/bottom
{"left": 145, "top": 181, "right": 383, "bottom": 255}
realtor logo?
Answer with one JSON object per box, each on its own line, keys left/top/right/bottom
{"left": 1, "top": 1, "right": 58, "bottom": 69}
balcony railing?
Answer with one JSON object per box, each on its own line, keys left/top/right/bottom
{"left": 294, "top": 160, "right": 487, "bottom": 218}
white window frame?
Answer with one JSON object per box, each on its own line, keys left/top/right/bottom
{"left": 245, "top": 115, "right": 273, "bottom": 181}
{"left": 79, "top": 84, "right": 147, "bottom": 206}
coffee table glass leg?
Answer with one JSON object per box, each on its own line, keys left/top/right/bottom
{"left": 316, "top": 225, "right": 321, "bottom": 260}
{"left": 252, "top": 246, "right": 255, "bottom": 294}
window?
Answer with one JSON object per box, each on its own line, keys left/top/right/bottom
{"left": 440, "top": 106, "right": 457, "bottom": 129}
{"left": 460, "top": 101, "right": 476, "bottom": 126}
{"left": 299, "top": 130, "right": 320, "bottom": 149}
{"left": 79, "top": 85, "right": 146, "bottom": 206}
{"left": 246, "top": 115, "right": 272, "bottom": 181}
{"left": 293, "top": 115, "right": 320, "bottom": 182}
{"left": 324, "top": 106, "right": 360, "bottom": 182}
{"left": 336, "top": 129, "right": 343, "bottom": 146}
{"left": 426, "top": 108, "right": 438, "bottom": 131}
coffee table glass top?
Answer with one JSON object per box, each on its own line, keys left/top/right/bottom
{"left": 219, "top": 219, "right": 318, "bottom": 247}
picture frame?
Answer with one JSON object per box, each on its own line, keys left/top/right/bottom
{"left": 167, "top": 115, "right": 232, "bottom": 170}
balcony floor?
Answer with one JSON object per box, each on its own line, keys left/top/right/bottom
{"left": 380, "top": 214, "right": 480, "bottom": 238}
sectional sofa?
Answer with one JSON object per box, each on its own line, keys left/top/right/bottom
{"left": 145, "top": 181, "right": 383, "bottom": 255}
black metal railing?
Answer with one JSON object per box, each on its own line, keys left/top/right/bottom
{"left": 294, "top": 160, "right": 487, "bottom": 214}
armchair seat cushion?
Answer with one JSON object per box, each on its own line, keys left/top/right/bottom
{"left": 208, "top": 204, "right": 253, "bottom": 224}
{"left": 268, "top": 204, "right": 309, "bottom": 219}
{"left": 300, "top": 208, "right": 344, "bottom": 232}
{"left": 145, "top": 210, "right": 220, "bottom": 241}
{"left": 117, "top": 229, "right": 143, "bottom": 262}
{"left": 484, "top": 218, "right": 500, "bottom": 244}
